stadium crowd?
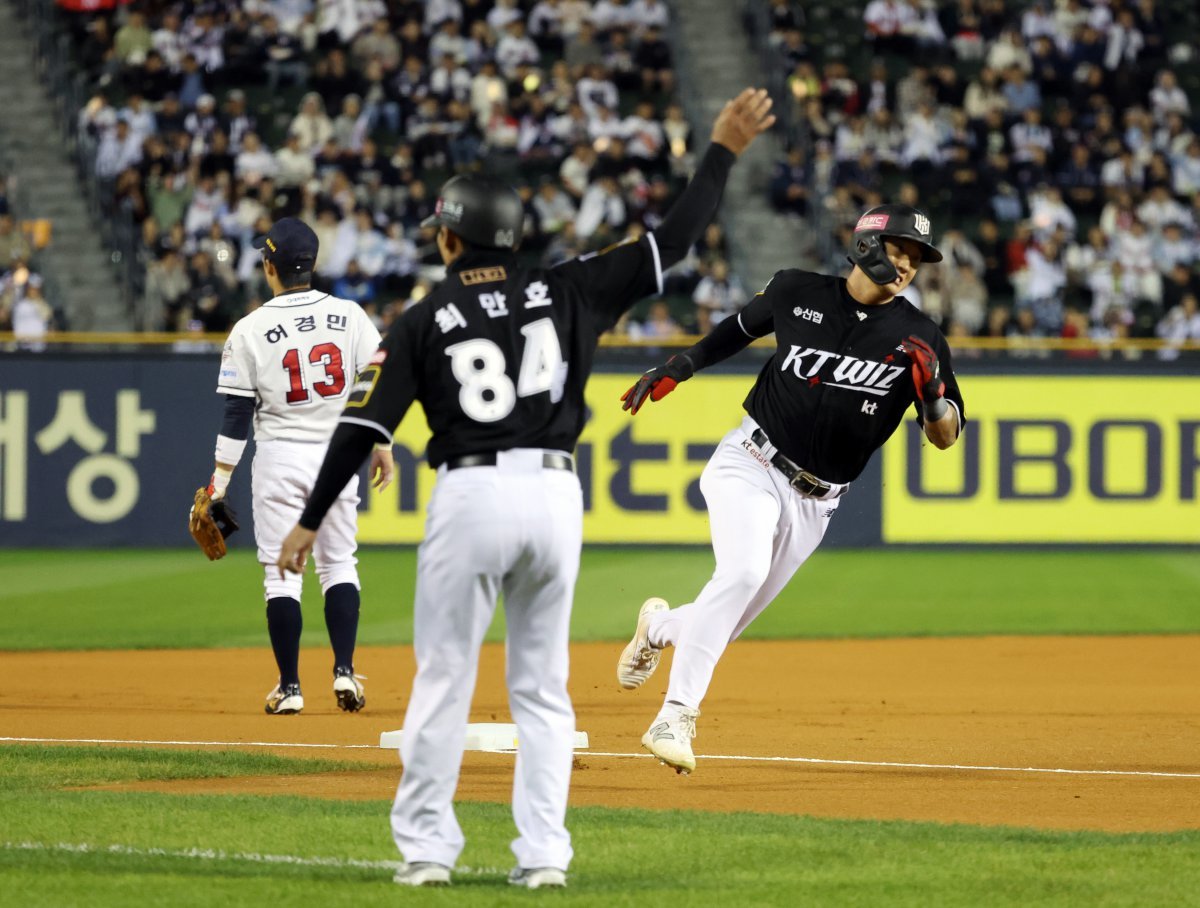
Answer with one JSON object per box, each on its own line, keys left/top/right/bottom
{"left": 762, "top": 0, "right": 1200, "bottom": 351}
{"left": 49, "top": 0, "right": 745, "bottom": 336}
{"left": 19, "top": 0, "right": 1200, "bottom": 353}
{"left": 0, "top": 172, "right": 54, "bottom": 346}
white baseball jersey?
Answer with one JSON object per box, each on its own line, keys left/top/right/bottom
{"left": 217, "top": 290, "right": 382, "bottom": 442}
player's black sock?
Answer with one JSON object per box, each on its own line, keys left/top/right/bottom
{"left": 266, "top": 597, "right": 303, "bottom": 687}
{"left": 323, "top": 583, "right": 360, "bottom": 673}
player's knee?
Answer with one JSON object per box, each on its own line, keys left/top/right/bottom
{"left": 508, "top": 682, "right": 573, "bottom": 721}
{"left": 264, "top": 570, "right": 303, "bottom": 602}
{"left": 508, "top": 665, "right": 569, "bottom": 699}
{"left": 711, "top": 562, "right": 770, "bottom": 601}
{"left": 317, "top": 563, "right": 360, "bottom": 594}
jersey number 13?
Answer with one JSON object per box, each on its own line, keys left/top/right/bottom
{"left": 445, "top": 318, "right": 566, "bottom": 422}
{"left": 282, "top": 343, "right": 346, "bottom": 404}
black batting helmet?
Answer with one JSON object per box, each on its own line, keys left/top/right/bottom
{"left": 847, "top": 204, "right": 943, "bottom": 285}
{"left": 421, "top": 175, "right": 524, "bottom": 250}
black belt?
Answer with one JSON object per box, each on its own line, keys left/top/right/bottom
{"left": 445, "top": 451, "right": 575, "bottom": 472}
{"left": 749, "top": 429, "right": 844, "bottom": 499}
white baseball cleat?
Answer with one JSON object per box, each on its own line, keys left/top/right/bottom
{"left": 264, "top": 682, "right": 303, "bottom": 715}
{"left": 332, "top": 667, "right": 366, "bottom": 712}
{"left": 508, "top": 867, "right": 567, "bottom": 889}
{"left": 617, "top": 597, "right": 670, "bottom": 689}
{"left": 642, "top": 706, "right": 700, "bottom": 774}
{"left": 393, "top": 862, "right": 452, "bottom": 887}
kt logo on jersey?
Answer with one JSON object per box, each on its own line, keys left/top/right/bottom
{"left": 780, "top": 345, "right": 906, "bottom": 397}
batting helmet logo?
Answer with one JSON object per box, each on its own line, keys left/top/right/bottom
{"left": 436, "top": 198, "right": 464, "bottom": 224}
{"left": 855, "top": 213, "right": 890, "bottom": 232}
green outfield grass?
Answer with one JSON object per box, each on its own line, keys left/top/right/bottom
{"left": 2, "top": 746, "right": 1198, "bottom": 908}
{"left": 0, "top": 548, "right": 1197, "bottom": 650}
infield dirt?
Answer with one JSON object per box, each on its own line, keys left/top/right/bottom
{"left": 4, "top": 636, "right": 1199, "bottom": 833}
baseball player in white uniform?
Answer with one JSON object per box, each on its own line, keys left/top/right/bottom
{"left": 205, "top": 216, "right": 393, "bottom": 715}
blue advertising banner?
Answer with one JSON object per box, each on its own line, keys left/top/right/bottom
{"left": 0, "top": 355, "right": 244, "bottom": 547}
{"left": 0, "top": 353, "right": 882, "bottom": 548}
{"left": 11, "top": 353, "right": 1193, "bottom": 548}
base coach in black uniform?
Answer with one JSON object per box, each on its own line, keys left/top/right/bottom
{"left": 616, "top": 204, "right": 967, "bottom": 774}
{"left": 276, "top": 89, "right": 776, "bottom": 888}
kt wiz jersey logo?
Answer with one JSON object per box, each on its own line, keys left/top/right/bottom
{"left": 779, "top": 345, "right": 907, "bottom": 397}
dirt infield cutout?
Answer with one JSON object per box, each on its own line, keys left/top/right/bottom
{"left": 4, "top": 637, "right": 1199, "bottom": 833}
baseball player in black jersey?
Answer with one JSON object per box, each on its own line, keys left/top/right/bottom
{"left": 275, "top": 89, "right": 775, "bottom": 889}
{"left": 616, "top": 204, "right": 966, "bottom": 774}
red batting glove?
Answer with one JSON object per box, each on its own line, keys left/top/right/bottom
{"left": 620, "top": 355, "right": 695, "bottom": 415}
{"left": 901, "top": 335, "right": 949, "bottom": 422}
{"left": 901, "top": 335, "right": 944, "bottom": 402}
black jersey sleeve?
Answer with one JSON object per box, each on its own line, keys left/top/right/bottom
{"left": 337, "top": 305, "right": 423, "bottom": 442}
{"left": 651, "top": 143, "right": 736, "bottom": 266}
{"left": 737, "top": 271, "right": 786, "bottom": 337}
{"left": 551, "top": 234, "right": 661, "bottom": 334}
{"left": 299, "top": 312, "right": 422, "bottom": 530}
{"left": 681, "top": 282, "right": 776, "bottom": 371}
{"left": 551, "top": 142, "right": 737, "bottom": 333}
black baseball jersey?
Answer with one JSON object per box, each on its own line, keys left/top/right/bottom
{"left": 738, "top": 269, "right": 966, "bottom": 484}
{"left": 341, "top": 239, "right": 663, "bottom": 466}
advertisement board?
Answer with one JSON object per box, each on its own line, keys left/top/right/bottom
{"left": 0, "top": 354, "right": 1193, "bottom": 547}
{"left": 881, "top": 377, "right": 1200, "bottom": 543}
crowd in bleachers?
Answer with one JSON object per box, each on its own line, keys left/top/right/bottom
{"left": 54, "top": 0, "right": 742, "bottom": 336}
{"left": 0, "top": 172, "right": 54, "bottom": 344}
{"left": 762, "top": 0, "right": 1200, "bottom": 352}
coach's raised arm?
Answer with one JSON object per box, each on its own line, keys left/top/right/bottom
{"left": 651, "top": 87, "right": 775, "bottom": 269}
{"left": 547, "top": 88, "right": 775, "bottom": 332}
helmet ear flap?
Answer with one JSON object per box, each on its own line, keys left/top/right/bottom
{"left": 848, "top": 233, "right": 900, "bottom": 285}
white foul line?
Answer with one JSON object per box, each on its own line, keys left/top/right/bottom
{"left": 0, "top": 736, "right": 377, "bottom": 750}
{"left": 580, "top": 751, "right": 1200, "bottom": 780}
{"left": 3, "top": 736, "right": 1198, "bottom": 780}
{"left": 2, "top": 840, "right": 400, "bottom": 870}
{"left": 0, "top": 841, "right": 507, "bottom": 876}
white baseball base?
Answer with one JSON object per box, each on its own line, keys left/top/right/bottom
{"left": 379, "top": 723, "right": 589, "bottom": 752}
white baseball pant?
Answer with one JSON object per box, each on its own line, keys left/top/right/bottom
{"left": 648, "top": 416, "right": 845, "bottom": 709}
{"left": 251, "top": 438, "right": 362, "bottom": 601}
{"left": 390, "top": 448, "right": 582, "bottom": 872}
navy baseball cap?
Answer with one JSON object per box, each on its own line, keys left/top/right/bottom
{"left": 252, "top": 217, "right": 318, "bottom": 275}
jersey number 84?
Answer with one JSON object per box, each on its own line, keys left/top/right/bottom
{"left": 446, "top": 318, "right": 566, "bottom": 423}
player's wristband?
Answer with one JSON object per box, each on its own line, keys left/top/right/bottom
{"left": 215, "top": 433, "right": 248, "bottom": 466}
{"left": 666, "top": 353, "right": 695, "bottom": 382}
{"left": 374, "top": 442, "right": 392, "bottom": 451}
{"left": 208, "top": 466, "right": 233, "bottom": 499}
{"left": 922, "top": 397, "right": 949, "bottom": 422}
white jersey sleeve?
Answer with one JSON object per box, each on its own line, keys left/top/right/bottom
{"left": 348, "top": 303, "right": 384, "bottom": 378}
{"left": 216, "top": 319, "right": 257, "bottom": 398}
